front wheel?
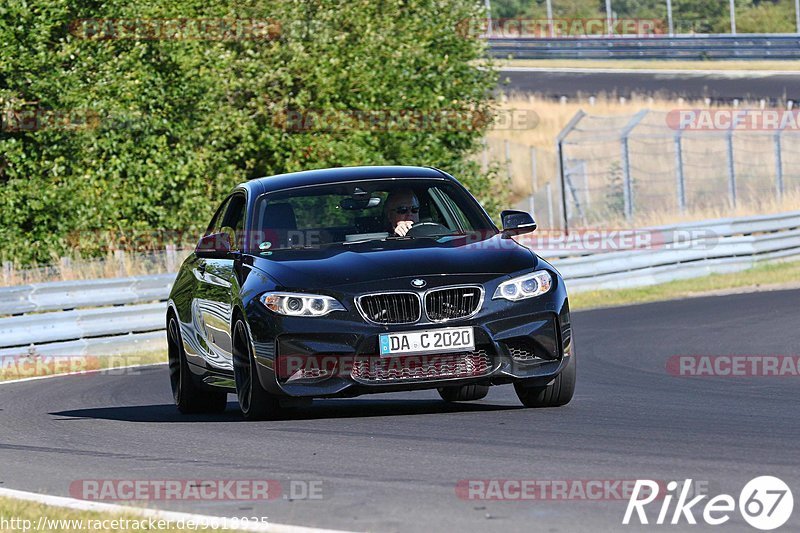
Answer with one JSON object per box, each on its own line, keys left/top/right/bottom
{"left": 514, "top": 354, "right": 576, "bottom": 408}
{"left": 233, "top": 319, "right": 281, "bottom": 421}
{"left": 167, "top": 316, "right": 227, "bottom": 414}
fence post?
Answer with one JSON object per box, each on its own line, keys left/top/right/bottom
{"left": 166, "top": 244, "right": 178, "bottom": 272}
{"left": 555, "top": 110, "right": 587, "bottom": 234}
{"left": 59, "top": 257, "right": 72, "bottom": 281}
{"left": 666, "top": 0, "right": 674, "bottom": 36}
{"left": 774, "top": 128, "right": 784, "bottom": 203}
{"left": 114, "top": 249, "right": 126, "bottom": 278}
{"left": 563, "top": 160, "right": 585, "bottom": 225}
{"left": 726, "top": 129, "right": 737, "bottom": 209}
{"left": 578, "top": 161, "right": 590, "bottom": 209}
{"left": 674, "top": 130, "right": 686, "bottom": 213}
{"left": 546, "top": 181, "right": 554, "bottom": 229}
{"left": 529, "top": 146, "right": 537, "bottom": 215}
{"left": 619, "top": 110, "right": 649, "bottom": 223}
{"left": 503, "top": 139, "right": 512, "bottom": 183}
{"left": 2, "top": 261, "right": 13, "bottom": 285}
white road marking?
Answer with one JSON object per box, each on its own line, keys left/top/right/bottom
{"left": 0, "top": 487, "right": 355, "bottom": 532}
{"left": 0, "top": 362, "right": 168, "bottom": 386}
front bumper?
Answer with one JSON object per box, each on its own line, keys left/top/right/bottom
{"left": 244, "top": 271, "right": 572, "bottom": 398}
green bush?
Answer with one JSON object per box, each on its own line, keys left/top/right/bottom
{"left": 0, "top": 0, "right": 504, "bottom": 266}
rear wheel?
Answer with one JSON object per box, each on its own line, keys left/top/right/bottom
{"left": 438, "top": 384, "right": 490, "bottom": 402}
{"left": 167, "top": 315, "right": 227, "bottom": 414}
{"left": 514, "top": 354, "right": 576, "bottom": 408}
{"left": 233, "top": 319, "right": 281, "bottom": 421}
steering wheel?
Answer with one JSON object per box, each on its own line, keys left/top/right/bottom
{"left": 405, "top": 222, "right": 450, "bottom": 238}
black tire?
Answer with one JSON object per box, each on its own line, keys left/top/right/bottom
{"left": 514, "top": 354, "right": 576, "bottom": 408}
{"left": 233, "top": 319, "right": 281, "bottom": 421}
{"left": 438, "top": 384, "right": 490, "bottom": 402}
{"left": 167, "top": 315, "right": 228, "bottom": 414}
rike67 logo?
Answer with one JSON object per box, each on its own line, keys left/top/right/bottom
{"left": 624, "top": 477, "right": 793, "bottom": 530}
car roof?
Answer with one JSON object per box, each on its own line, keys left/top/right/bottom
{"left": 239, "top": 166, "right": 454, "bottom": 196}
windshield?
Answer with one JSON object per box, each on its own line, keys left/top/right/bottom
{"left": 249, "top": 178, "right": 495, "bottom": 252}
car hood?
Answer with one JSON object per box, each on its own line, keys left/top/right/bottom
{"left": 249, "top": 233, "right": 538, "bottom": 289}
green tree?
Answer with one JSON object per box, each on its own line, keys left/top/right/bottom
{"left": 0, "top": 0, "right": 504, "bottom": 266}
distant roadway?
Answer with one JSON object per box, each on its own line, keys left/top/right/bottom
{"left": 500, "top": 66, "right": 800, "bottom": 102}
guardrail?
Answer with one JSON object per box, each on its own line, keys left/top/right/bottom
{"left": 0, "top": 277, "right": 172, "bottom": 357}
{"left": 0, "top": 274, "right": 174, "bottom": 315}
{"left": 488, "top": 34, "right": 800, "bottom": 60}
{"left": 0, "top": 211, "right": 798, "bottom": 357}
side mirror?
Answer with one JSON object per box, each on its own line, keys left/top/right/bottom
{"left": 196, "top": 232, "right": 233, "bottom": 258}
{"left": 501, "top": 210, "right": 537, "bottom": 236}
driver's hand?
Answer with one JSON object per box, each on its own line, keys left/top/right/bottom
{"left": 394, "top": 220, "right": 414, "bottom": 236}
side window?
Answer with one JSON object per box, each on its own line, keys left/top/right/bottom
{"left": 220, "top": 193, "right": 247, "bottom": 251}
{"left": 206, "top": 198, "right": 231, "bottom": 236}
{"left": 432, "top": 187, "right": 473, "bottom": 231}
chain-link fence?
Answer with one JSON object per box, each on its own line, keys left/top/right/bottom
{"left": 551, "top": 109, "right": 800, "bottom": 230}
{"left": 480, "top": 107, "right": 800, "bottom": 230}
{"left": 480, "top": 137, "right": 557, "bottom": 229}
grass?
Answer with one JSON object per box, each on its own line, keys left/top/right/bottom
{"left": 496, "top": 59, "right": 800, "bottom": 71}
{"left": 0, "top": 249, "right": 190, "bottom": 287}
{"left": 0, "top": 350, "right": 166, "bottom": 383}
{"left": 569, "top": 259, "right": 800, "bottom": 310}
{"left": 0, "top": 496, "right": 244, "bottom": 532}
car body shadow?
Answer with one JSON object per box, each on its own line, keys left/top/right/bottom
{"left": 51, "top": 399, "right": 522, "bottom": 423}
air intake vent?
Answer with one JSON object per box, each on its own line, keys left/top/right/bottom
{"left": 351, "top": 350, "right": 492, "bottom": 383}
{"left": 357, "top": 292, "right": 421, "bottom": 324}
{"left": 425, "top": 286, "right": 482, "bottom": 322}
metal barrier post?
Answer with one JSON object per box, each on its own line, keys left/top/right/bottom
{"left": 504, "top": 139, "right": 512, "bottom": 183}
{"left": 666, "top": 0, "right": 674, "bottom": 37}
{"left": 775, "top": 128, "right": 785, "bottom": 202}
{"left": 620, "top": 110, "right": 649, "bottom": 222}
{"left": 796, "top": 0, "right": 800, "bottom": 34}
{"left": 529, "top": 146, "right": 537, "bottom": 214}
{"left": 555, "top": 110, "right": 587, "bottom": 234}
{"left": 674, "top": 130, "right": 686, "bottom": 213}
{"left": 726, "top": 129, "right": 737, "bottom": 209}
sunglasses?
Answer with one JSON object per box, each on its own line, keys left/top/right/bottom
{"left": 394, "top": 206, "right": 420, "bottom": 215}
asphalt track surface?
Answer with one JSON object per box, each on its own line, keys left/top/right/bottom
{"left": 1, "top": 289, "right": 798, "bottom": 532}
{"left": 500, "top": 67, "right": 800, "bottom": 102}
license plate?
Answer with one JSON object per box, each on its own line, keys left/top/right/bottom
{"left": 379, "top": 327, "right": 475, "bottom": 357}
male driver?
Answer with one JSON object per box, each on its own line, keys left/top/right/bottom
{"left": 384, "top": 189, "right": 420, "bottom": 236}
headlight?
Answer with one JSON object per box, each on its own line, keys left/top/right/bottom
{"left": 493, "top": 270, "right": 552, "bottom": 301}
{"left": 260, "top": 292, "right": 345, "bottom": 317}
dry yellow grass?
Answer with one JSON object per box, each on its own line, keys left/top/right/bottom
{"left": 0, "top": 249, "right": 190, "bottom": 286}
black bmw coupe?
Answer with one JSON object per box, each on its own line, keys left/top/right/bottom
{"left": 167, "top": 166, "right": 574, "bottom": 419}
